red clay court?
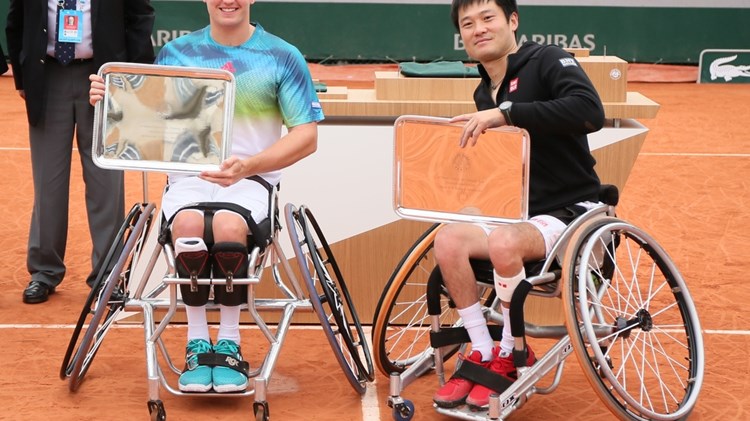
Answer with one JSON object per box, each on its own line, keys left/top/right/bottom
{"left": 0, "top": 64, "right": 749, "bottom": 420}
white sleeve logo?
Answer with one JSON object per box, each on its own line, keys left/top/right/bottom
{"left": 559, "top": 58, "right": 578, "bottom": 67}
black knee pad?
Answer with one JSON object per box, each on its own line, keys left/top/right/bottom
{"left": 176, "top": 248, "right": 211, "bottom": 306}
{"left": 211, "top": 242, "right": 248, "bottom": 306}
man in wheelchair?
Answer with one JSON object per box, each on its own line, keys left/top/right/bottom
{"left": 432, "top": 0, "right": 605, "bottom": 410}
{"left": 90, "top": 0, "right": 324, "bottom": 394}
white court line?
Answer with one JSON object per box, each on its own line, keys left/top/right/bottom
{"left": 362, "top": 333, "right": 381, "bottom": 421}
{"left": 640, "top": 152, "right": 750, "bottom": 158}
{"left": 0, "top": 147, "right": 76, "bottom": 151}
{"left": 2, "top": 147, "right": 749, "bottom": 158}
{"left": 3, "top": 324, "right": 750, "bottom": 335}
{"left": 703, "top": 329, "right": 750, "bottom": 335}
{"left": 0, "top": 323, "right": 330, "bottom": 329}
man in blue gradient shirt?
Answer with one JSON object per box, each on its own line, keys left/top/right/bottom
{"left": 90, "top": 0, "right": 323, "bottom": 393}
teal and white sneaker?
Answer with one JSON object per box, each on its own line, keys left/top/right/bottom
{"left": 212, "top": 339, "right": 249, "bottom": 392}
{"left": 178, "top": 339, "right": 213, "bottom": 392}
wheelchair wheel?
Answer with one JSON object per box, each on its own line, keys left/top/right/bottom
{"left": 60, "top": 202, "right": 156, "bottom": 392}
{"left": 285, "top": 204, "right": 374, "bottom": 394}
{"left": 562, "top": 217, "right": 704, "bottom": 421}
{"left": 371, "top": 224, "right": 495, "bottom": 377}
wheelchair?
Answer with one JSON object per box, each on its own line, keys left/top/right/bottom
{"left": 58, "top": 182, "right": 374, "bottom": 420}
{"left": 57, "top": 64, "right": 373, "bottom": 420}
{"left": 372, "top": 116, "right": 705, "bottom": 420}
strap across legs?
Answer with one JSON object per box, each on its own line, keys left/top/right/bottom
{"left": 196, "top": 353, "right": 250, "bottom": 376}
{"left": 454, "top": 361, "right": 515, "bottom": 394}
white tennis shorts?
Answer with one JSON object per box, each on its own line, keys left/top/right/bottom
{"left": 481, "top": 201, "right": 599, "bottom": 257}
{"left": 161, "top": 176, "right": 269, "bottom": 224}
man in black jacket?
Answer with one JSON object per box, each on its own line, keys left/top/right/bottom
{"left": 432, "top": 0, "right": 605, "bottom": 410}
{"left": 6, "top": 0, "right": 155, "bottom": 303}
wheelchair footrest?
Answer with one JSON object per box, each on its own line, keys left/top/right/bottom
{"left": 162, "top": 276, "right": 260, "bottom": 285}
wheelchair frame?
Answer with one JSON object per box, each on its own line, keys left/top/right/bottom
{"left": 59, "top": 179, "right": 374, "bottom": 420}
{"left": 373, "top": 195, "right": 705, "bottom": 421}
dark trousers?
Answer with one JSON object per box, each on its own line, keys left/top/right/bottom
{"left": 27, "top": 58, "right": 124, "bottom": 287}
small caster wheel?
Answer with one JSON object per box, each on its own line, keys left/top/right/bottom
{"left": 147, "top": 399, "right": 166, "bottom": 421}
{"left": 392, "top": 399, "right": 414, "bottom": 421}
{"left": 253, "top": 401, "right": 270, "bottom": 421}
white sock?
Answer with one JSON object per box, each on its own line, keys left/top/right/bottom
{"left": 500, "top": 305, "right": 514, "bottom": 357}
{"left": 217, "top": 304, "right": 241, "bottom": 344}
{"left": 457, "top": 302, "right": 494, "bottom": 361}
{"left": 185, "top": 305, "right": 210, "bottom": 342}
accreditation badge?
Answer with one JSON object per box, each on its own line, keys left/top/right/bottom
{"left": 58, "top": 9, "right": 84, "bottom": 43}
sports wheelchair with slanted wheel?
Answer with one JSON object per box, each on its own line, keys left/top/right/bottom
{"left": 372, "top": 116, "right": 704, "bottom": 420}
{"left": 59, "top": 190, "right": 373, "bottom": 419}
{"left": 58, "top": 64, "right": 373, "bottom": 420}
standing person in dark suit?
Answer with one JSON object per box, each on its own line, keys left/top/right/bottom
{"left": 5, "top": 0, "right": 155, "bottom": 304}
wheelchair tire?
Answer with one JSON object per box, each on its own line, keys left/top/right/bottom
{"left": 371, "top": 225, "right": 495, "bottom": 377}
{"left": 285, "top": 204, "right": 374, "bottom": 394}
{"left": 562, "top": 217, "right": 704, "bottom": 421}
{"left": 60, "top": 202, "right": 156, "bottom": 392}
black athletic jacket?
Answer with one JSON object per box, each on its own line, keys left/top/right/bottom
{"left": 475, "top": 42, "right": 605, "bottom": 215}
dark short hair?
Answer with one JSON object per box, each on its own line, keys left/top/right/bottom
{"left": 450, "top": 0, "right": 518, "bottom": 30}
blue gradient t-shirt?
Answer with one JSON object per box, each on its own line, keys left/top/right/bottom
{"left": 156, "top": 23, "right": 324, "bottom": 185}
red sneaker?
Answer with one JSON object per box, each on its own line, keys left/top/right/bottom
{"left": 465, "top": 346, "right": 536, "bottom": 411}
{"left": 432, "top": 350, "right": 490, "bottom": 408}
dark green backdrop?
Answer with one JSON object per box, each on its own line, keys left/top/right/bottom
{"left": 2, "top": 1, "right": 749, "bottom": 65}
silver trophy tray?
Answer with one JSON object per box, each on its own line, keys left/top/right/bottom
{"left": 92, "top": 62, "right": 235, "bottom": 174}
{"left": 394, "top": 115, "right": 530, "bottom": 225}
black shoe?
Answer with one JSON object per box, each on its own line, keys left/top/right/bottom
{"left": 107, "top": 287, "right": 126, "bottom": 304}
{"left": 23, "top": 280, "right": 56, "bottom": 304}
{"left": 89, "top": 282, "right": 126, "bottom": 304}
